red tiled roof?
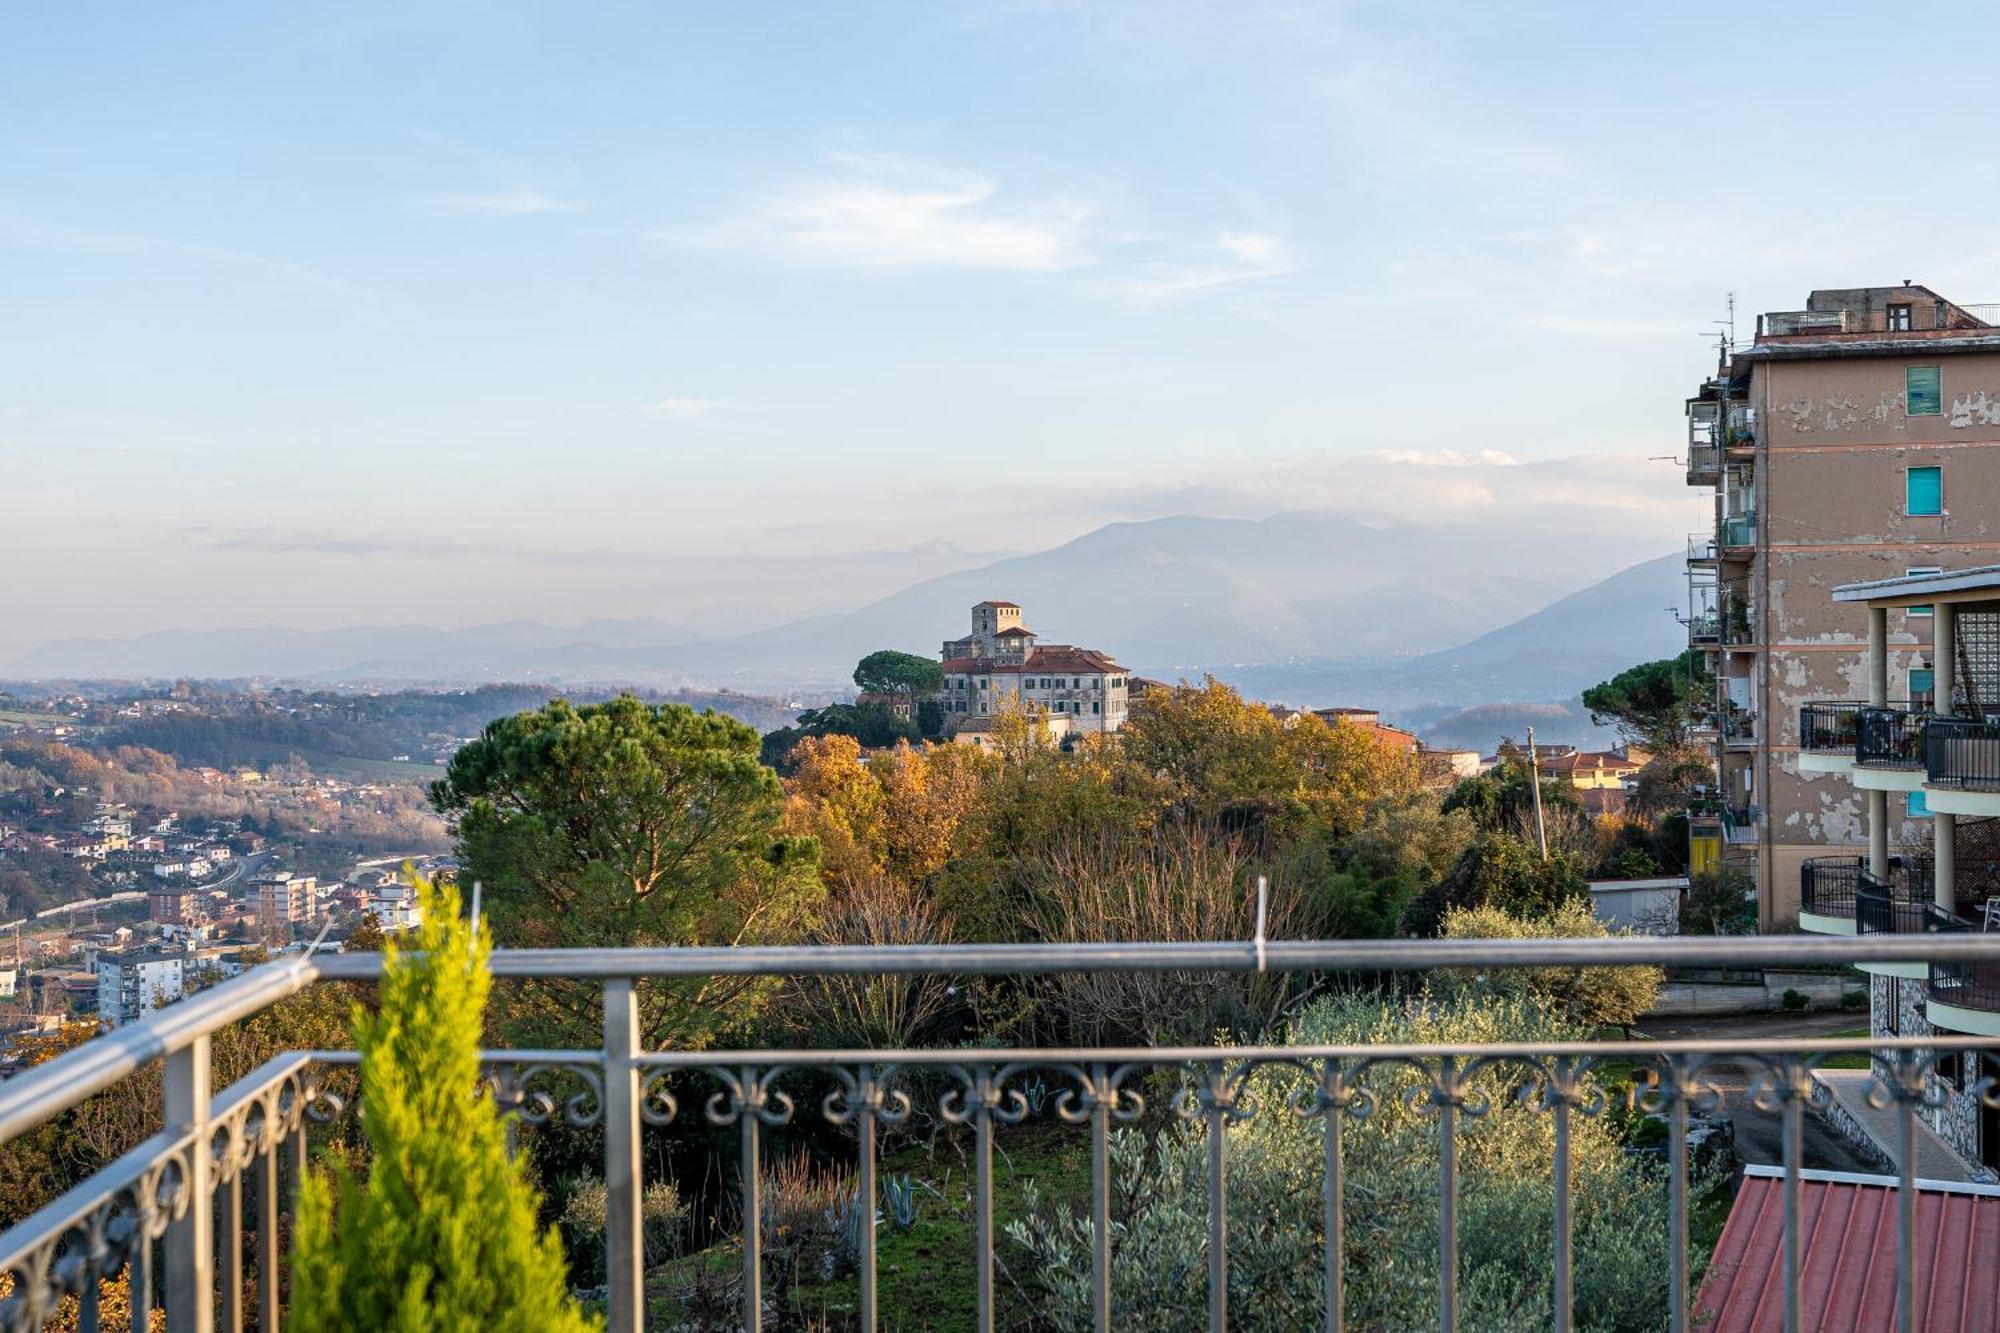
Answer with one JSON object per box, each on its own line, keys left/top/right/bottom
{"left": 994, "top": 626, "right": 1035, "bottom": 637}
{"left": 940, "top": 647, "right": 1128, "bottom": 675}
{"left": 1696, "top": 1167, "right": 2000, "bottom": 1332}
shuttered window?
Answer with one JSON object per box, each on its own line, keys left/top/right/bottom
{"left": 1907, "top": 366, "right": 1942, "bottom": 416}
{"left": 1907, "top": 466, "right": 1943, "bottom": 516}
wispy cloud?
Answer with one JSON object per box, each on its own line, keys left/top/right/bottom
{"left": 1099, "top": 229, "right": 1292, "bottom": 301}
{"left": 637, "top": 396, "right": 735, "bottom": 421}
{"left": 657, "top": 149, "right": 1092, "bottom": 272}
{"left": 429, "top": 188, "right": 586, "bottom": 217}
{"left": 410, "top": 129, "right": 588, "bottom": 219}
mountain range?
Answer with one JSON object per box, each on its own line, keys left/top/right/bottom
{"left": 6, "top": 514, "right": 1687, "bottom": 741}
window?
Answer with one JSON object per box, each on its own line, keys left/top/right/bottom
{"left": 1091, "top": 701, "right": 1100, "bottom": 714}
{"left": 1911, "top": 668, "right": 1935, "bottom": 712}
{"left": 1907, "top": 790, "right": 1932, "bottom": 819}
{"left": 1907, "top": 366, "right": 1942, "bottom": 416}
{"left": 1907, "top": 466, "right": 1944, "bottom": 515}
{"left": 979, "top": 677, "right": 989, "bottom": 690}
{"left": 1887, "top": 303, "right": 1912, "bottom": 331}
{"left": 1906, "top": 566, "right": 1943, "bottom": 617}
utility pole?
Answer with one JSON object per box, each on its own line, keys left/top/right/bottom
{"left": 1526, "top": 726, "right": 1549, "bottom": 859}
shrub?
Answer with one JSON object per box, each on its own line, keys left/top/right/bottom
{"left": 289, "top": 874, "right": 596, "bottom": 1332}
{"left": 1008, "top": 992, "right": 1673, "bottom": 1330}
{"left": 1438, "top": 900, "right": 1665, "bottom": 1030}
{"left": 1404, "top": 834, "right": 1591, "bottom": 937}
{"left": 1780, "top": 988, "right": 1809, "bottom": 1013}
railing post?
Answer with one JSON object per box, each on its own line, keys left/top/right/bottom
{"left": 601, "top": 979, "right": 642, "bottom": 1333}
{"left": 165, "top": 1034, "right": 214, "bottom": 1333}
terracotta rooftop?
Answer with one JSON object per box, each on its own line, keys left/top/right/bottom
{"left": 941, "top": 646, "right": 1127, "bottom": 675}
{"left": 1696, "top": 1166, "right": 2000, "bottom": 1332}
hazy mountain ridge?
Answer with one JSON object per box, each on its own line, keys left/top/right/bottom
{"left": 5, "top": 518, "right": 1683, "bottom": 726}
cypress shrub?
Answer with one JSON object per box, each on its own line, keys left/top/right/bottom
{"left": 291, "top": 874, "right": 597, "bottom": 1332}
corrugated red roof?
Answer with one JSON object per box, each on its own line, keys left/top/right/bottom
{"left": 1696, "top": 1167, "right": 2000, "bottom": 1332}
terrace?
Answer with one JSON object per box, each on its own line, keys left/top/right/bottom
{"left": 7, "top": 936, "right": 2000, "bottom": 1333}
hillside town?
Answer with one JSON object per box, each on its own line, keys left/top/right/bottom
{"left": 7, "top": 3, "right": 2000, "bottom": 1320}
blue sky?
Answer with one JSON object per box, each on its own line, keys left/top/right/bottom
{"left": 7, "top": 1, "right": 2000, "bottom": 656}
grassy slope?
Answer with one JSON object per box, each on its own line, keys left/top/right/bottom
{"left": 647, "top": 1123, "right": 1086, "bottom": 1331}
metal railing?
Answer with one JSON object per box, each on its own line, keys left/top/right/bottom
{"left": 1687, "top": 613, "right": 1721, "bottom": 646}
{"left": 1686, "top": 443, "right": 1720, "bottom": 482}
{"left": 1926, "top": 715, "right": 2000, "bottom": 791}
{"left": 1857, "top": 705, "right": 1928, "bottom": 769}
{"left": 1799, "top": 855, "right": 1863, "bottom": 919}
{"left": 1718, "top": 513, "right": 1756, "bottom": 551}
{"left": 1799, "top": 702, "right": 1863, "bottom": 755}
{"left": 1721, "top": 803, "right": 1760, "bottom": 843}
{"left": 1928, "top": 927, "right": 2000, "bottom": 1014}
{"left": 1855, "top": 860, "right": 1942, "bottom": 935}
{"left": 11, "top": 938, "right": 2000, "bottom": 1333}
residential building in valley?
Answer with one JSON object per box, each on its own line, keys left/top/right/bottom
{"left": 1683, "top": 284, "right": 2000, "bottom": 928}
{"left": 938, "top": 601, "right": 1132, "bottom": 735}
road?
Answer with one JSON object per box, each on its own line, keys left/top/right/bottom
{"left": 1639, "top": 1011, "right": 1879, "bottom": 1172}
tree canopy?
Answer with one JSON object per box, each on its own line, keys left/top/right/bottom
{"left": 1580, "top": 650, "right": 1711, "bottom": 750}
{"left": 853, "top": 649, "right": 945, "bottom": 697}
{"left": 430, "top": 694, "right": 822, "bottom": 1047}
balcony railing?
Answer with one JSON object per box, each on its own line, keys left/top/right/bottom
{"left": 1686, "top": 443, "right": 1720, "bottom": 484}
{"left": 1799, "top": 702, "right": 1863, "bottom": 755}
{"left": 1800, "top": 855, "right": 1863, "bottom": 919}
{"left": 1856, "top": 705, "right": 1927, "bottom": 769}
{"left": 1720, "top": 709, "right": 1757, "bottom": 744}
{"left": 1927, "top": 920, "right": 2000, "bottom": 1013}
{"left": 1687, "top": 613, "right": 1720, "bottom": 646}
{"left": 12, "top": 938, "right": 2000, "bottom": 1332}
{"left": 1855, "top": 860, "right": 1941, "bottom": 935}
{"left": 1718, "top": 513, "right": 1756, "bottom": 551}
{"left": 1721, "top": 803, "right": 1760, "bottom": 843}
{"left": 1925, "top": 715, "right": 2000, "bottom": 791}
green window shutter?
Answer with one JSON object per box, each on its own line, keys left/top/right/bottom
{"left": 1911, "top": 668, "right": 1934, "bottom": 706}
{"left": 1907, "top": 466, "right": 1943, "bottom": 516}
{"left": 1907, "top": 365, "right": 1942, "bottom": 415}
{"left": 1907, "top": 789, "right": 1931, "bottom": 819}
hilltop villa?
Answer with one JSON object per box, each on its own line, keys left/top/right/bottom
{"left": 938, "top": 601, "right": 1133, "bottom": 736}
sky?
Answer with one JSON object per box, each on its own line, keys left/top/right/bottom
{"left": 8, "top": 1, "right": 2000, "bottom": 660}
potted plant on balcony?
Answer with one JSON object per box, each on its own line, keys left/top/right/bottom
{"left": 290, "top": 874, "right": 597, "bottom": 1332}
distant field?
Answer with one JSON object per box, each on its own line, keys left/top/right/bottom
{"left": 314, "top": 753, "right": 448, "bottom": 783}
{"left": 0, "top": 709, "right": 68, "bottom": 726}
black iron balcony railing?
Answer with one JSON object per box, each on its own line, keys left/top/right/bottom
{"left": 1926, "top": 915, "right": 2000, "bottom": 1013}
{"left": 1925, "top": 715, "right": 2000, "bottom": 791}
{"left": 1855, "top": 860, "right": 1941, "bottom": 935}
{"left": 11, "top": 938, "right": 2000, "bottom": 1333}
{"left": 1799, "top": 855, "right": 1863, "bottom": 919}
{"left": 1856, "top": 705, "right": 1928, "bottom": 769}
{"left": 1799, "top": 702, "right": 1863, "bottom": 755}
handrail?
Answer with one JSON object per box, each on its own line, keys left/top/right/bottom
{"left": 0, "top": 953, "right": 325, "bottom": 1145}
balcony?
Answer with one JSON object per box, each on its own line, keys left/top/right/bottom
{"left": 8, "top": 938, "right": 2000, "bottom": 1331}
{"left": 1926, "top": 715, "right": 2000, "bottom": 791}
{"left": 1799, "top": 702, "right": 1862, "bottom": 754}
{"left": 1799, "top": 855, "right": 1863, "bottom": 927}
{"left": 1760, "top": 304, "right": 2000, "bottom": 338}
{"left": 1720, "top": 708, "right": 1757, "bottom": 749}
{"left": 1854, "top": 859, "right": 1940, "bottom": 936}
{"left": 1926, "top": 920, "right": 2000, "bottom": 1034}
{"left": 1721, "top": 802, "right": 1760, "bottom": 843}
{"left": 1686, "top": 442, "right": 1720, "bottom": 487}
{"left": 1717, "top": 513, "right": 1756, "bottom": 553}
{"left": 1687, "top": 612, "right": 1721, "bottom": 647}
{"left": 1856, "top": 705, "right": 1927, "bottom": 770}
